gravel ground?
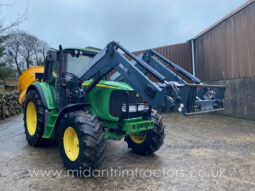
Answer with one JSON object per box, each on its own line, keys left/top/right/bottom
{"left": 0, "top": 113, "right": 255, "bottom": 191}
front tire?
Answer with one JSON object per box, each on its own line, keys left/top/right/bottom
{"left": 125, "top": 111, "right": 165, "bottom": 155}
{"left": 24, "top": 90, "right": 45, "bottom": 146}
{"left": 58, "top": 110, "right": 105, "bottom": 173}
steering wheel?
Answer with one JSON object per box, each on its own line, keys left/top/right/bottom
{"left": 62, "top": 72, "right": 83, "bottom": 84}
{"left": 61, "top": 72, "right": 83, "bottom": 92}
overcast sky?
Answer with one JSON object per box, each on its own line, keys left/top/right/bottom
{"left": 0, "top": 0, "right": 247, "bottom": 51}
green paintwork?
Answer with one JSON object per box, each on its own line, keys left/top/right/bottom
{"left": 82, "top": 80, "right": 133, "bottom": 122}
{"left": 82, "top": 80, "right": 154, "bottom": 140}
{"left": 39, "top": 79, "right": 153, "bottom": 140}
{"left": 42, "top": 110, "right": 58, "bottom": 138}
{"left": 32, "top": 82, "right": 58, "bottom": 138}
{"left": 36, "top": 81, "right": 55, "bottom": 110}
{"left": 83, "top": 80, "right": 134, "bottom": 91}
{"left": 103, "top": 117, "right": 154, "bottom": 140}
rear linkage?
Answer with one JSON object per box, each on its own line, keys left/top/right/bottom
{"left": 77, "top": 41, "right": 225, "bottom": 115}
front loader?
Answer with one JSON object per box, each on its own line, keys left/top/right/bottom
{"left": 18, "top": 41, "right": 225, "bottom": 172}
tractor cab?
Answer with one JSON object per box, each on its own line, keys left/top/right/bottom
{"left": 43, "top": 47, "right": 99, "bottom": 109}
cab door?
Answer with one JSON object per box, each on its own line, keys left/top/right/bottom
{"left": 44, "top": 58, "right": 60, "bottom": 109}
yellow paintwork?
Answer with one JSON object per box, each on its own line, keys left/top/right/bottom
{"left": 63, "top": 127, "right": 80, "bottom": 161}
{"left": 82, "top": 82, "right": 119, "bottom": 89}
{"left": 18, "top": 66, "right": 44, "bottom": 104}
{"left": 26, "top": 102, "right": 37, "bottom": 136}
{"left": 130, "top": 134, "right": 147, "bottom": 144}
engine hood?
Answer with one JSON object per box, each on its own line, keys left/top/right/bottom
{"left": 82, "top": 80, "right": 134, "bottom": 91}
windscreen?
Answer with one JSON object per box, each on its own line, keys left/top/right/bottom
{"left": 66, "top": 54, "right": 93, "bottom": 75}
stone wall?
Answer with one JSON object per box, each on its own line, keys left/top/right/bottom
{"left": 207, "top": 77, "right": 255, "bottom": 121}
{"left": 0, "top": 91, "right": 23, "bottom": 119}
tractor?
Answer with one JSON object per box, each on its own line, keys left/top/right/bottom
{"left": 18, "top": 41, "right": 225, "bottom": 172}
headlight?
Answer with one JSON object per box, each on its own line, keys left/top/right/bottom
{"left": 122, "top": 105, "right": 137, "bottom": 112}
{"left": 129, "top": 105, "right": 137, "bottom": 112}
{"left": 122, "top": 104, "right": 145, "bottom": 113}
{"left": 137, "top": 104, "right": 144, "bottom": 112}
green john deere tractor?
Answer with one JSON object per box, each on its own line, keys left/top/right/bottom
{"left": 18, "top": 41, "right": 225, "bottom": 172}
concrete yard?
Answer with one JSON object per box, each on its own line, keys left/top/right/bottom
{"left": 0, "top": 113, "right": 255, "bottom": 191}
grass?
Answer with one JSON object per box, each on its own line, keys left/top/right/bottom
{"left": 0, "top": 79, "right": 18, "bottom": 94}
{"left": 5, "top": 79, "right": 18, "bottom": 86}
{"left": 0, "top": 86, "right": 4, "bottom": 94}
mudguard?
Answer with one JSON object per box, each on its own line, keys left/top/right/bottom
{"left": 18, "top": 66, "right": 44, "bottom": 104}
{"left": 26, "top": 83, "right": 48, "bottom": 108}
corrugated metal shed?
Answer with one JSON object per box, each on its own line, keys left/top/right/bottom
{"left": 192, "top": 0, "right": 255, "bottom": 81}
{"left": 133, "top": 42, "right": 192, "bottom": 73}
{"left": 193, "top": 0, "right": 255, "bottom": 39}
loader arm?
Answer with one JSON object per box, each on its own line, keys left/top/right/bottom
{"left": 142, "top": 49, "right": 201, "bottom": 84}
{"left": 77, "top": 41, "right": 225, "bottom": 115}
{"left": 141, "top": 49, "right": 225, "bottom": 114}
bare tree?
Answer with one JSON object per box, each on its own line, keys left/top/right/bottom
{"left": 19, "top": 32, "right": 38, "bottom": 68}
{"left": 0, "top": 2, "right": 28, "bottom": 34}
{"left": 0, "top": 30, "right": 13, "bottom": 82}
{"left": 5, "top": 31, "right": 23, "bottom": 74}
{"left": 0, "top": 62, "right": 13, "bottom": 84}
{"left": 33, "top": 39, "right": 50, "bottom": 66}
{"left": 0, "top": 2, "right": 29, "bottom": 78}
{"left": 5, "top": 30, "right": 50, "bottom": 74}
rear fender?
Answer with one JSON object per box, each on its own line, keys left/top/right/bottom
{"left": 26, "top": 82, "right": 55, "bottom": 110}
{"left": 26, "top": 83, "right": 48, "bottom": 108}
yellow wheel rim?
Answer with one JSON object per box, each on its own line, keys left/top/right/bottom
{"left": 26, "top": 102, "right": 37, "bottom": 136}
{"left": 130, "top": 134, "right": 147, "bottom": 144}
{"left": 63, "top": 127, "right": 80, "bottom": 161}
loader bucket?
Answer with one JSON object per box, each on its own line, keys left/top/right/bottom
{"left": 18, "top": 66, "right": 44, "bottom": 104}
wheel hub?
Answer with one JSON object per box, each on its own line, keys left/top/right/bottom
{"left": 26, "top": 101, "right": 37, "bottom": 136}
{"left": 63, "top": 127, "right": 80, "bottom": 161}
{"left": 130, "top": 134, "right": 147, "bottom": 144}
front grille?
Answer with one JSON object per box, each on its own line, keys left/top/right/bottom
{"left": 109, "top": 90, "right": 143, "bottom": 118}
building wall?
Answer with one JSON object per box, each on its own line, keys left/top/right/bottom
{"left": 207, "top": 77, "right": 255, "bottom": 121}
{"left": 193, "top": 1, "right": 255, "bottom": 120}
{"left": 194, "top": 2, "right": 255, "bottom": 81}
{"left": 133, "top": 42, "right": 192, "bottom": 73}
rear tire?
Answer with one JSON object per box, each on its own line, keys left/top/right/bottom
{"left": 24, "top": 90, "right": 46, "bottom": 146}
{"left": 125, "top": 111, "right": 165, "bottom": 155}
{"left": 58, "top": 110, "right": 105, "bottom": 174}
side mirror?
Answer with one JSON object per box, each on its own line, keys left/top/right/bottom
{"left": 46, "top": 50, "right": 57, "bottom": 61}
